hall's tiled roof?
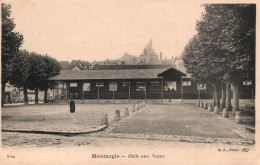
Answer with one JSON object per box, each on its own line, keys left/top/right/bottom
{"left": 49, "top": 68, "right": 186, "bottom": 81}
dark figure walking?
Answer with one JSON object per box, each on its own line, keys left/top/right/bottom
{"left": 70, "top": 99, "right": 75, "bottom": 113}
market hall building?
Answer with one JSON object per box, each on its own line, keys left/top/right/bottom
{"left": 48, "top": 67, "right": 187, "bottom": 102}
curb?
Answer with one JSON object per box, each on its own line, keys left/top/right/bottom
{"left": 2, "top": 125, "right": 107, "bottom": 135}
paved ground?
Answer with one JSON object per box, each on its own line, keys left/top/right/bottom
{"left": 108, "top": 104, "right": 241, "bottom": 138}
{"left": 2, "top": 132, "right": 254, "bottom": 149}
{"left": 1, "top": 101, "right": 255, "bottom": 148}
{"left": 2, "top": 104, "right": 132, "bottom": 132}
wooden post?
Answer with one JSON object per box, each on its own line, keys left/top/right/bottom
{"left": 97, "top": 86, "right": 100, "bottom": 103}
{"left": 67, "top": 82, "right": 70, "bottom": 100}
{"left": 198, "top": 83, "right": 201, "bottom": 103}
{"left": 145, "top": 82, "right": 147, "bottom": 102}
{"left": 129, "top": 83, "right": 131, "bottom": 103}
{"left": 62, "top": 82, "right": 64, "bottom": 100}
{"left": 53, "top": 82, "right": 55, "bottom": 102}
{"left": 113, "top": 91, "right": 115, "bottom": 103}
{"left": 181, "top": 76, "right": 183, "bottom": 102}
{"left": 82, "top": 83, "right": 84, "bottom": 103}
{"left": 161, "top": 79, "right": 163, "bottom": 102}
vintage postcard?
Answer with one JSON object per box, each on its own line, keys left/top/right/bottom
{"left": 1, "top": 0, "right": 259, "bottom": 164}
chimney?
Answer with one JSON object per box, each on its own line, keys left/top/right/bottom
{"left": 160, "top": 52, "right": 162, "bottom": 60}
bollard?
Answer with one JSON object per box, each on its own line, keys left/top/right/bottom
{"left": 100, "top": 114, "right": 108, "bottom": 125}
{"left": 214, "top": 106, "right": 219, "bottom": 114}
{"left": 207, "top": 104, "right": 212, "bottom": 111}
{"left": 114, "top": 110, "right": 120, "bottom": 121}
{"left": 143, "top": 102, "right": 146, "bottom": 107}
{"left": 139, "top": 103, "right": 143, "bottom": 109}
{"left": 200, "top": 102, "right": 204, "bottom": 108}
{"left": 124, "top": 107, "right": 129, "bottom": 117}
{"left": 136, "top": 104, "right": 139, "bottom": 111}
{"left": 204, "top": 103, "right": 208, "bottom": 109}
{"left": 222, "top": 108, "right": 229, "bottom": 118}
{"left": 235, "top": 111, "right": 242, "bottom": 124}
{"left": 197, "top": 102, "right": 200, "bottom": 106}
{"left": 131, "top": 105, "right": 135, "bottom": 113}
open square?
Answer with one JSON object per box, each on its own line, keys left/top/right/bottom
{"left": 2, "top": 104, "right": 130, "bottom": 133}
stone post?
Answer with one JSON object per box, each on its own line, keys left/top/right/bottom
{"left": 100, "top": 114, "right": 108, "bottom": 125}
{"left": 114, "top": 110, "right": 120, "bottom": 121}
{"left": 197, "top": 102, "right": 200, "bottom": 106}
{"left": 214, "top": 106, "right": 219, "bottom": 114}
{"left": 124, "top": 107, "right": 129, "bottom": 117}
{"left": 204, "top": 103, "right": 208, "bottom": 109}
{"left": 222, "top": 108, "right": 229, "bottom": 118}
{"left": 143, "top": 102, "right": 146, "bottom": 107}
{"left": 139, "top": 103, "right": 143, "bottom": 109}
{"left": 235, "top": 111, "right": 242, "bottom": 124}
{"left": 200, "top": 102, "right": 204, "bottom": 108}
{"left": 207, "top": 104, "right": 212, "bottom": 111}
{"left": 131, "top": 105, "right": 135, "bottom": 113}
{"left": 136, "top": 104, "right": 139, "bottom": 111}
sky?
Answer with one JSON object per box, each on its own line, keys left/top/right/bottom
{"left": 5, "top": 0, "right": 204, "bottom": 62}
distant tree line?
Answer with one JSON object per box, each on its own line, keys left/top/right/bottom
{"left": 1, "top": 3, "right": 61, "bottom": 106}
{"left": 182, "top": 4, "right": 255, "bottom": 112}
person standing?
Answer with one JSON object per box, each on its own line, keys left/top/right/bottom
{"left": 70, "top": 99, "right": 75, "bottom": 113}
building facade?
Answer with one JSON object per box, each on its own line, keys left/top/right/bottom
{"left": 48, "top": 68, "right": 186, "bottom": 101}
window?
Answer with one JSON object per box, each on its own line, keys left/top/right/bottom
{"left": 136, "top": 82, "right": 146, "bottom": 91}
{"left": 83, "top": 83, "right": 91, "bottom": 91}
{"left": 182, "top": 81, "right": 191, "bottom": 86}
{"left": 109, "top": 82, "right": 117, "bottom": 91}
{"left": 164, "top": 81, "right": 177, "bottom": 91}
{"left": 243, "top": 81, "right": 252, "bottom": 86}
{"left": 70, "top": 83, "right": 77, "bottom": 87}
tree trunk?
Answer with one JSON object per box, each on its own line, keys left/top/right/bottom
{"left": 232, "top": 82, "right": 239, "bottom": 113}
{"left": 226, "top": 83, "right": 231, "bottom": 111}
{"left": 2, "top": 83, "right": 6, "bottom": 107}
{"left": 198, "top": 84, "right": 201, "bottom": 103}
{"left": 35, "top": 87, "right": 39, "bottom": 104}
{"left": 221, "top": 83, "right": 226, "bottom": 108}
{"left": 23, "top": 86, "right": 28, "bottom": 104}
{"left": 213, "top": 84, "right": 220, "bottom": 107}
{"left": 212, "top": 87, "right": 215, "bottom": 106}
{"left": 44, "top": 88, "right": 48, "bottom": 103}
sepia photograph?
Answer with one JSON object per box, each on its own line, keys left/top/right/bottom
{"left": 1, "top": 0, "right": 258, "bottom": 164}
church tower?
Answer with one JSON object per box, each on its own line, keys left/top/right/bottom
{"left": 139, "top": 39, "right": 159, "bottom": 64}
